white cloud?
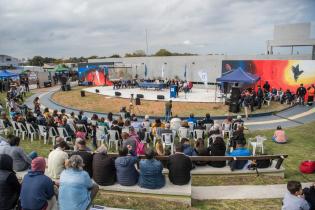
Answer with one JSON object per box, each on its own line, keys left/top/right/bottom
{"left": 0, "top": 0, "right": 314, "bottom": 58}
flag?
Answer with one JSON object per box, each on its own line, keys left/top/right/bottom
{"left": 144, "top": 64, "right": 148, "bottom": 78}
{"left": 161, "top": 64, "right": 165, "bottom": 78}
{"left": 184, "top": 64, "right": 187, "bottom": 80}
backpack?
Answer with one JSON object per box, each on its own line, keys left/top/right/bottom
{"left": 136, "top": 140, "right": 145, "bottom": 155}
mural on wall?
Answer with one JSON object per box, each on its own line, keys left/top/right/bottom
{"left": 222, "top": 60, "right": 315, "bottom": 91}
{"left": 78, "top": 65, "right": 111, "bottom": 86}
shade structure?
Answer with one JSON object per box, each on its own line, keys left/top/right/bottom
{"left": 216, "top": 67, "right": 260, "bottom": 84}
{"left": 0, "top": 70, "right": 19, "bottom": 79}
{"left": 49, "top": 64, "right": 69, "bottom": 72}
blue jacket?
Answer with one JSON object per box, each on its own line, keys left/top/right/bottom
{"left": 20, "top": 171, "right": 54, "bottom": 210}
{"left": 138, "top": 159, "right": 165, "bottom": 189}
{"left": 187, "top": 117, "right": 197, "bottom": 124}
{"left": 115, "top": 155, "right": 139, "bottom": 186}
{"left": 183, "top": 144, "right": 197, "bottom": 156}
{"left": 228, "top": 148, "right": 251, "bottom": 157}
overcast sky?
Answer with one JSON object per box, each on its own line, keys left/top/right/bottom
{"left": 1, "top": 0, "right": 315, "bottom": 58}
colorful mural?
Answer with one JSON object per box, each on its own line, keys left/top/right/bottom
{"left": 78, "top": 65, "right": 111, "bottom": 86}
{"left": 222, "top": 60, "right": 315, "bottom": 91}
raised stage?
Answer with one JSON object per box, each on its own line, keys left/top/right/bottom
{"left": 83, "top": 86, "right": 221, "bottom": 103}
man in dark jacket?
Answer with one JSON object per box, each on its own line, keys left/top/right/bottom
{"left": 263, "top": 81, "right": 270, "bottom": 93}
{"left": 296, "top": 83, "right": 307, "bottom": 105}
{"left": 20, "top": 157, "right": 55, "bottom": 210}
{"left": 115, "top": 146, "right": 139, "bottom": 186}
{"left": 0, "top": 154, "right": 21, "bottom": 210}
{"left": 92, "top": 145, "right": 116, "bottom": 186}
{"left": 257, "top": 85, "right": 264, "bottom": 109}
{"left": 167, "top": 144, "right": 193, "bottom": 185}
{"left": 72, "top": 139, "right": 94, "bottom": 177}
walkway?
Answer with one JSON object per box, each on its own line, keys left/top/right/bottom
{"left": 192, "top": 183, "right": 313, "bottom": 200}
{"left": 25, "top": 87, "right": 315, "bottom": 131}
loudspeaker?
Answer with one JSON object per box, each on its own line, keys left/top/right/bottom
{"left": 95, "top": 89, "right": 99, "bottom": 93}
{"left": 66, "top": 84, "right": 71, "bottom": 91}
{"left": 231, "top": 87, "right": 241, "bottom": 101}
{"left": 136, "top": 94, "right": 144, "bottom": 99}
{"left": 229, "top": 102, "right": 240, "bottom": 113}
{"left": 157, "top": 95, "right": 165, "bottom": 100}
{"left": 81, "top": 90, "right": 85, "bottom": 97}
{"left": 135, "top": 98, "right": 141, "bottom": 105}
{"left": 61, "top": 85, "right": 65, "bottom": 91}
{"left": 115, "top": 92, "right": 121, "bottom": 96}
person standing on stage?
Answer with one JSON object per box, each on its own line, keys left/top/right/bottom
{"left": 307, "top": 84, "right": 315, "bottom": 105}
{"left": 296, "top": 84, "right": 307, "bottom": 105}
{"left": 165, "top": 100, "right": 172, "bottom": 122}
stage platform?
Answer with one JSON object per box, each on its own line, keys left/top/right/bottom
{"left": 83, "top": 86, "right": 221, "bottom": 103}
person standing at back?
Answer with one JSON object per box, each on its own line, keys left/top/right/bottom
{"left": 296, "top": 84, "right": 307, "bottom": 105}
{"left": 165, "top": 100, "right": 172, "bottom": 122}
{"left": 167, "top": 144, "right": 193, "bottom": 185}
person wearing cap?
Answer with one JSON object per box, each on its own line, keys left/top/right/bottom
{"left": 20, "top": 157, "right": 56, "bottom": 210}
{"left": 59, "top": 155, "right": 99, "bottom": 210}
{"left": 53, "top": 136, "right": 71, "bottom": 150}
{"left": 0, "top": 154, "right": 21, "bottom": 210}
{"left": 92, "top": 144, "right": 116, "bottom": 186}
{"left": 72, "top": 139, "right": 93, "bottom": 178}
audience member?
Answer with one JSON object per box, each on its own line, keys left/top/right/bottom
{"left": 138, "top": 148, "right": 165, "bottom": 189}
{"left": 282, "top": 181, "right": 310, "bottom": 210}
{"left": 122, "top": 132, "right": 137, "bottom": 155}
{"left": 167, "top": 144, "right": 193, "bottom": 185}
{"left": 92, "top": 145, "right": 116, "bottom": 186}
{"left": 54, "top": 136, "right": 71, "bottom": 150}
{"left": 72, "top": 139, "right": 93, "bottom": 177}
{"left": 47, "top": 141, "right": 69, "bottom": 179}
{"left": 194, "top": 138, "right": 209, "bottom": 166}
{"left": 170, "top": 115, "right": 181, "bottom": 130}
{"left": 203, "top": 113, "right": 214, "bottom": 125}
{"left": 272, "top": 126, "right": 288, "bottom": 144}
{"left": 155, "top": 139, "right": 165, "bottom": 156}
{"left": 228, "top": 143, "right": 251, "bottom": 170}
{"left": 0, "top": 154, "right": 21, "bottom": 210}
{"left": 76, "top": 125, "right": 87, "bottom": 140}
{"left": 20, "top": 157, "right": 56, "bottom": 210}
{"left": 187, "top": 113, "right": 197, "bottom": 125}
{"left": 209, "top": 135, "right": 226, "bottom": 168}
{"left": 181, "top": 138, "right": 196, "bottom": 156}
{"left": 230, "top": 126, "right": 246, "bottom": 149}
{"left": 59, "top": 155, "right": 99, "bottom": 210}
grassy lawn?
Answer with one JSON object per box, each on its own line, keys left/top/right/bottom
{"left": 52, "top": 87, "right": 289, "bottom": 117}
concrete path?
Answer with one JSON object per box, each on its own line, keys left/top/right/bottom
{"left": 192, "top": 183, "right": 314, "bottom": 200}
{"left": 25, "top": 87, "right": 315, "bottom": 131}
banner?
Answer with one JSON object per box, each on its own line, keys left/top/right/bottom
{"left": 161, "top": 64, "right": 165, "bottom": 78}
{"left": 198, "top": 71, "right": 208, "bottom": 88}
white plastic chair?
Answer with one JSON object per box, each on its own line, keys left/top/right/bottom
{"left": 222, "top": 122, "right": 232, "bottom": 139}
{"left": 162, "top": 133, "right": 174, "bottom": 154}
{"left": 233, "top": 122, "right": 244, "bottom": 131}
{"left": 178, "top": 127, "right": 189, "bottom": 140}
{"left": 11, "top": 121, "right": 20, "bottom": 136}
{"left": 25, "top": 123, "right": 37, "bottom": 142}
{"left": 49, "top": 127, "right": 58, "bottom": 145}
{"left": 204, "top": 123, "right": 213, "bottom": 134}
{"left": 96, "top": 126, "right": 108, "bottom": 146}
{"left": 249, "top": 136, "right": 267, "bottom": 156}
{"left": 193, "top": 129, "right": 205, "bottom": 141}
{"left": 188, "top": 122, "right": 194, "bottom": 136}
{"left": 17, "top": 122, "right": 27, "bottom": 140}
{"left": 68, "top": 123, "right": 76, "bottom": 133}
{"left": 108, "top": 130, "right": 119, "bottom": 151}
{"left": 38, "top": 125, "right": 48, "bottom": 144}
{"left": 57, "top": 127, "right": 72, "bottom": 143}
{"left": 0, "top": 119, "right": 9, "bottom": 136}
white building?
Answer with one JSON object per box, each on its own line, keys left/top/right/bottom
{"left": 0, "top": 55, "right": 20, "bottom": 68}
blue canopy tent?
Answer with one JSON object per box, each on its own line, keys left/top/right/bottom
{"left": 0, "top": 70, "right": 19, "bottom": 79}
{"left": 216, "top": 67, "right": 260, "bottom": 84}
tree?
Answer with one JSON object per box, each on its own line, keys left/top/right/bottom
{"left": 88, "top": 55, "right": 98, "bottom": 59}
{"left": 125, "top": 50, "right": 146, "bottom": 57}
{"left": 109, "top": 54, "right": 121, "bottom": 58}
{"left": 154, "top": 49, "right": 172, "bottom": 56}
{"left": 28, "top": 56, "right": 45, "bottom": 66}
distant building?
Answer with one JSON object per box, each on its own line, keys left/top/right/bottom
{"left": 0, "top": 55, "right": 20, "bottom": 68}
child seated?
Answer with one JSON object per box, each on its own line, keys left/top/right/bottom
{"left": 282, "top": 181, "right": 310, "bottom": 210}
{"left": 272, "top": 126, "right": 287, "bottom": 144}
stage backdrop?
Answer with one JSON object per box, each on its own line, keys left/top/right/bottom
{"left": 222, "top": 60, "right": 315, "bottom": 91}
{"left": 78, "top": 64, "right": 112, "bottom": 86}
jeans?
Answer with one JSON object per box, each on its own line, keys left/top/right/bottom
{"left": 165, "top": 110, "right": 171, "bottom": 122}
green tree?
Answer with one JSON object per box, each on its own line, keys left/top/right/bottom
{"left": 125, "top": 50, "right": 146, "bottom": 57}
{"left": 28, "top": 56, "right": 45, "bottom": 66}
{"left": 109, "top": 54, "right": 121, "bottom": 58}
{"left": 154, "top": 49, "right": 172, "bottom": 56}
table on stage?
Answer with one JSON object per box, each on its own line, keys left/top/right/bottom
{"left": 138, "top": 82, "right": 167, "bottom": 90}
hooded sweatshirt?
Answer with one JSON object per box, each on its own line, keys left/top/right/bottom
{"left": 115, "top": 155, "right": 138, "bottom": 186}
{"left": 20, "top": 170, "right": 54, "bottom": 210}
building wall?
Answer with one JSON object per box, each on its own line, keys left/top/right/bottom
{"left": 0, "top": 55, "right": 20, "bottom": 67}
{"left": 89, "top": 54, "right": 312, "bottom": 83}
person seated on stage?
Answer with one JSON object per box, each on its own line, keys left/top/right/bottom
{"left": 187, "top": 113, "right": 197, "bottom": 125}
{"left": 228, "top": 143, "right": 251, "bottom": 170}
{"left": 138, "top": 148, "right": 165, "bottom": 189}
{"left": 155, "top": 139, "right": 165, "bottom": 156}
{"left": 272, "top": 126, "right": 288, "bottom": 144}
{"left": 203, "top": 113, "right": 214, "bottom": 125}
{"left": 115, "top": 146, "right": 139, "bottom": 186}
{"left": 282, "top": 181, "right": 310, "bottom": 210}
{"left": 72, "top": 138, "right": 93, "bottom": 178}
{"left": 151, "top": 118, "right": 165, "bottom": 137}
{"left": 167, "top": 144, "right": 193, "bottom": 185}
{"left": 93, "top": 145, "right": 116, "bottom": 186}
{"left": 180, "top": 138, "right": 196, "bottom": 156}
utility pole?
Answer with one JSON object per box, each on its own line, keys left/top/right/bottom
{"left": 145, "top": 28, "right": 149, "bottom": 55}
